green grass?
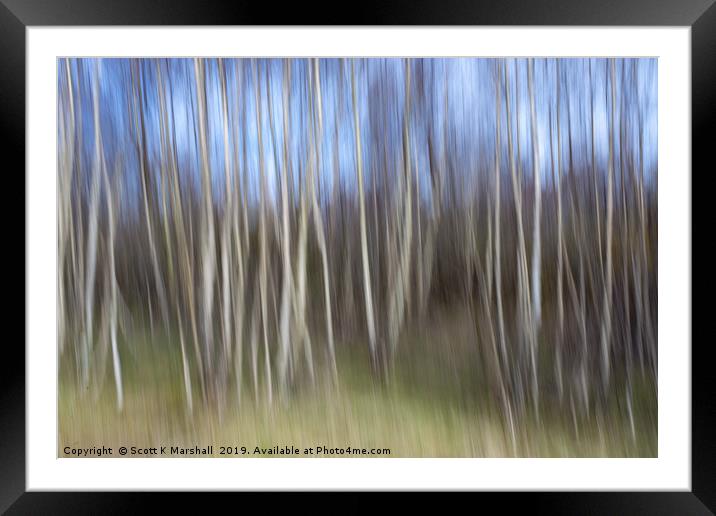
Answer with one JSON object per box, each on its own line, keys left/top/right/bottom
{"left": 59, "top": 319, "right": 657, "bottom": 458}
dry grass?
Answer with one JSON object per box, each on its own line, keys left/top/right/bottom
{"left": 59, "top": 327, "right": 656, "bottom": 458}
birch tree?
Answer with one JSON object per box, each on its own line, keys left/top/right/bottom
{"left": 351, "top": 60, "right": 378, "bottom": 370}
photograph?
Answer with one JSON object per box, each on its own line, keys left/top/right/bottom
{"left": 57, "top": 56, "right": 658, "bottom": 458}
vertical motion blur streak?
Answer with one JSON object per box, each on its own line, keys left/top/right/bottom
{"left": 57, "top": 58, "right": 657, "bottom": 457}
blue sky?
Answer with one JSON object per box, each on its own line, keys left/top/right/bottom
{"left": 58, "top": 57, "right": 657, "bottom": 215}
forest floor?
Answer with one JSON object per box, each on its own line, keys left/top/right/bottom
{"left": 59, "top": 312, "right": 657, "bottom": 458}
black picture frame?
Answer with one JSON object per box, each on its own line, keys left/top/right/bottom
{"left": 3, "top": 0, "right": 712, "bottom": 511}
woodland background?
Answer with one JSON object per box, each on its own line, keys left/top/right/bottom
{"left": 57, "top": 57, "right": 657, "bottom": 457}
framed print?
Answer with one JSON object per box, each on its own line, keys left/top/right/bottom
{"left": 3, "top": 0, "right": 713, "bottom": 511}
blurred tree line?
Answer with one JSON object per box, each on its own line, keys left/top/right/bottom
{"left": 57, "top": 57, "right": 657, "bottom": 441}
